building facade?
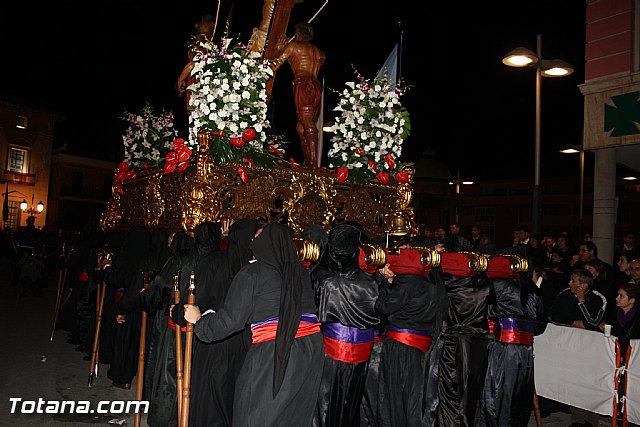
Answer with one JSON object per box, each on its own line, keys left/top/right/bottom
{"left": 47, "top": 151, "right": 117, "bottom": 231}
{"left": 0, "top": 99, "right": 62, "bottom": 231}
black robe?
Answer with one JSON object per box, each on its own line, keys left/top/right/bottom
{"left": 102, "top": 225, "right": 151, "bottom": 385}
{"left": 479, "top": 275, "right": 547, "bottom": 427}
{"left": 194, "top": 224, "right": 324, "bottom": 427}
{"left": 146, "top": 223, "right": 220, "bottom": 427}
{"left": 375, "top": 273, "right": 438, "bottom": 427}
{"left": 314, "top": 224, "right": 380, "bottom": 427}
{"left": 188, "top": 219, "right": 258, "bottom": 427}
{"left": 423, "top": 273, "right": 492, "bottom": 427}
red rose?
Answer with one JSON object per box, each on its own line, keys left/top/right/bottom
{"left": 212, "top": 131, "right": 225, "bottom": 137}
{"left": 177, "top": 161, "right": 189, "bottom": 173}
{"left": 337, "top": 167, "right": 349, "bottom": 182}
{"left": 125, "top": 170, "right": 137, "bottom": 180}
{"left": 230, "top": 137, "right": 245, "bottom": 147}
{"left": 243, "top": 158, "right": 256, "bottom": 167}
{"left": 376, "top": 172, "right": 389, "bottom": 184}
{"left": 118, "top": 162, "right": 130, "bottom": 173}
{"left": 166, "top": 151, "right": 177, "bottom": 163}
{"left": 172, "top": 138, "right": 185, "bottom": 150}
{"left": 242, "top": 128, "right": 256, "bottom": 141}
{"left": 368, "top": 160, "right": 378, "bottom": 172}
{"left": 237, "top": 166, "right": 248, "bottom": 183}
{"left": 395, "top": 171, "right": 409, "bottom": 183}
{"left": 163, "top": 162, "right": 177, "bottom": 174}
{"left": 385, "top": 154, "right": 396, "bottom": 169}
{"left": 142, "top": 163, "right": 149, "bottom": 169}
{"left": 268, "top": 145, "right": 284, "bottom": 155}
{"left": 176, "top": 146, "right": 192, "bottom": 163}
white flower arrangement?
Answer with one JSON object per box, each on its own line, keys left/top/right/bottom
{"left": 121, "top": 104, "right": 178, "bottom": 171}
{"left": 327, "top": 73, "right": 411, "bottom": 184}
{"left": 187, "top": 38, "right": 284, "bottom": 166}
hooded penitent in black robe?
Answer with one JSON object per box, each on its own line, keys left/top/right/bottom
{"left": 423, "top": 272, "right": 492, "bottom": 427}
{"left": 146, "top": 222, "right": 220, "bottom": 427}
{"left": 188, "top": 219, "right": 259, "bottom": 427}
{"left": 479, "top": 274, "right": 547, "bottom": 427}
{"left": 141, "top": 230, "right": 193, "bottom": 403}
{"left": 60, "top": 223, "right": 104, "bottom": 349}
{"left": 314, "top": 224, "right": 381, "bottom": 427}
{"left": 375, "top": 273, "right": 438, "bottom": 427}
{"left": 101, "top": 225, "right": 151, "bottom": 386}
{"left": 194, "top": 224, "right": 324, "bottom": 427}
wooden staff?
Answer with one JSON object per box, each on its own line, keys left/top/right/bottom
{"left": 174, "top": 273, "right": 184, "bottom": 420}
{"left": 49, "top": 243, "right": 68, "bottom": 342}
{"left": 88, "top": 251, "right": 111, "bottom": 387}
{"left": 532, "top": 388, "right": 543, "bottom": 427}
{"left": 133, "top": 271, "right": 153, "bottom": 427}
{"left": 180, "top": 271, "right": 196, "bottom": 427}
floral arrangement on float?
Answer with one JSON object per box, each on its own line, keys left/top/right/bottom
{"left": 120, "top": 104, "right": 185, "bottom": 172}
{"left": 115, "top": 104, "right": 193, "bottom": 194}
{"left": 327, "top": 72, "right": 411, "bottom": 185}
{"left": 186, "top": 38, "right": 286, "bottom": 169}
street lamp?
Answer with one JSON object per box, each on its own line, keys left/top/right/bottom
{"left": 20, "top": 193, "right": 44, "bottom": 216}
{"left": 449, "top": 170, "right": 474, "bottom": 223}
{"left": 503, "top": 34, "right": 574, "bottom": 235}
{"left": 560, "top": 144, "right": 584, "bottom": 238}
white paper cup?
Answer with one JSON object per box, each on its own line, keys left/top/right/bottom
{"left": 604, "top": 324, "right": 612, "bottom": 337}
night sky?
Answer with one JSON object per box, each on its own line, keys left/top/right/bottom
{"left": 0, "top": 0, "right": 587, "bottom": 180}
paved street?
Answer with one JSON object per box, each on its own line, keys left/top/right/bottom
{"left": 0, "top": 260, "right": 614, "bottom": 426}
{"left": 0, "top": 262, "right": 146, "bottom": 427}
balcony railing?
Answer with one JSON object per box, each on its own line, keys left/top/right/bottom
{"left": 0, "top": 170, "right": 36, "bottom": 186}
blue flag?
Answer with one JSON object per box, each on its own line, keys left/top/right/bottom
{"left": 376, "top": 43, "right": 398, "bottom": 89}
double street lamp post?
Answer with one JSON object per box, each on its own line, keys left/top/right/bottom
{"left": 502, "top": 34, "right": 574, "bottom": 235}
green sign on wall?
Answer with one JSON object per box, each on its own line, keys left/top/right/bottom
{"left": 605, "top": 91, "right": 640, "bottom": 136}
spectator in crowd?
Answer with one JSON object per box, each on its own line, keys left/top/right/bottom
{"left": 445, "top": 222, "right": 472, "bottom": 252}
{"left": 434, "top": 227, "right": 446, "bottom": 245}
{"left": 584, "top": 260, "right": 616, "bottom": 316}
{"left": 547, "top": 268, "right": 607, "bottom": 332}
{"left": 513, "top": 225, "right": 530, "bottom": 247}
{"left": 468, "top": 225, "right": 481, "bottom": 250}
{"left": 614, "top": 254, "right": 633, "bottom": 286}
{"left": 629, "top": 258, "right": 640, "bottom": 285}
{"left": 478, "top": 236, "right": 496, "bottom": 254}
{"left": 616, "top": 232, "right": 638, "bottom": 263}
{"left": 528, "top": 233, "right": 546, "bottom": 267}
{"left": 599, "top": 283, "right": 640, "bottom": 356}
{"left": 570, "top": 241, "right": 613, "bottom": 282}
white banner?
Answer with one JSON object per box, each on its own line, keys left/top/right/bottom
{"left": 625, "top": 339, "right": 640, "bottom": 424}
{"left": 534, "top": 323, "right": 616, "bottom": 416}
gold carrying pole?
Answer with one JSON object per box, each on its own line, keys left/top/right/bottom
{"left": 88, "top": 251, "right": 111, "bottom": 387}
{"left": 134, "top": 271, "right": 153, "bottom": 427}
{"left": 49, "top": 243, "right": 68, "bottom": 341}
{"left": 180, "top": 272, "right": 196, "bottom": 427}
{"left": 174, "top": 273, "right": 184, "bottom": 420}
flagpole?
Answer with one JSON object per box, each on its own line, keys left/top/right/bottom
{"left": 396, "top": 21, "right": 403, "bottom": 86}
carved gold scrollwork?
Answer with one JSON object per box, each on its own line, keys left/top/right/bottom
{"left": 100, "top": 168, "right": 123, "bottom": 231}
{"left": 498, "top": 254, "right": 529, "bottom": 273}
{"left": 293, "top": 237, "right": 320, "bottom": 262}
{"left": 144, "top": 173, "right": 164, "bottom": 228}
{"left": 460, "top": 251, "right": 490, "bottom": 272}
{"left": 283, "top": 173, "right": 336, "bottom": 234}
{"left": 415, "top": 247, "right": 442, "bottom": 268}
{"left": 360, "top": 243, "right": 387, "bottom": 267}
{"left": 182, "top": 131, "right": 225, "bottom": 234}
